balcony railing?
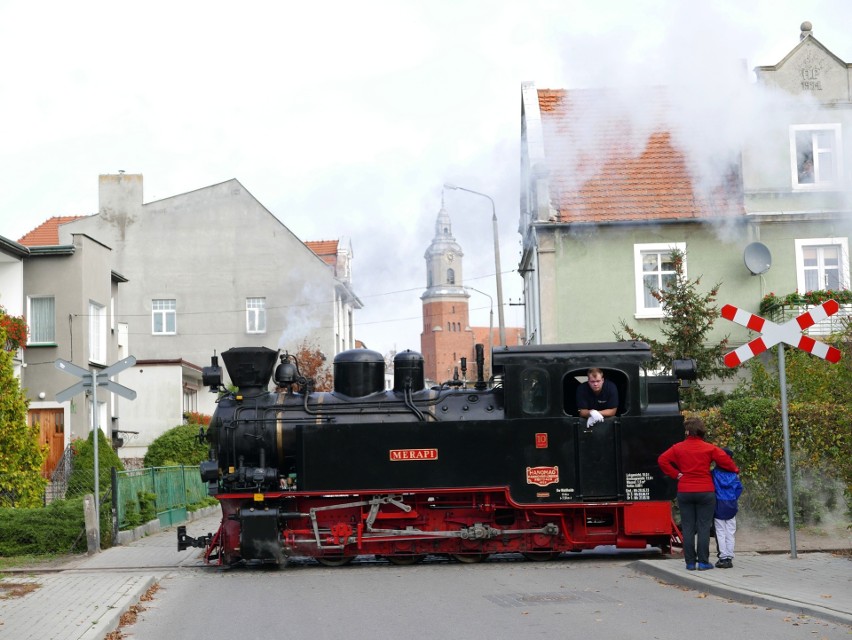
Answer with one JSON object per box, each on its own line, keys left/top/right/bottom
{"left": 764, "top": 303, "right": 852, "bottom": 336}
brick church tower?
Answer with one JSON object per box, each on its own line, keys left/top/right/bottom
{"left": 420, "top": 202, "right": 472, "bottom": 384}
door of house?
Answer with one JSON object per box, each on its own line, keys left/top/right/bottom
{"left": 31, "top": 409, "right": 65, "bottom": 478}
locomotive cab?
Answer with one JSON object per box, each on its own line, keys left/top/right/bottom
{"left": 493, "top": 342, "right": 649, "bottom": 419}
{"left": 562, "top": 368, "right": 628, "bottom": 417}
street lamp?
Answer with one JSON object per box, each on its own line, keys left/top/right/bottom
{"left": 444, "top": 184, "right": 506, "bottom": 345}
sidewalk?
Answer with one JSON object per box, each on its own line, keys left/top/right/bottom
{"left": 630, "top": 552, "right": 852, "bottom": 627}
{"left": 0, "top": 513, "right": 218, "bottom": 640}
{"left": 1, "top": 514, "right": 850, "bottom": 639}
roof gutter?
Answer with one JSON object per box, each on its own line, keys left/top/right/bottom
{"left": 0, "top": 236, "right": 30, "bottom": 257}
{"left": 25, "top": 245, "right": 76, "bottom": 256}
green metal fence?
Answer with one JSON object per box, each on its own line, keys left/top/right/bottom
{"left": 113, "top": 465, "right": 208, "bottom": 533}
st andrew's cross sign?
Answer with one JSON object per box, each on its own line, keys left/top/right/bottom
{"left": 721, "top": 299, "right": 841, "bottom": 367}
{"left": 720, "top": 299, "right": 841, "bottom": 558}
{"left": 55, "top": 356, "right": 136, "bottom": 551}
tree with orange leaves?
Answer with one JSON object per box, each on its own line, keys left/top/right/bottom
{"left": 290, "top": 340, "right": 333, "bottom": 392}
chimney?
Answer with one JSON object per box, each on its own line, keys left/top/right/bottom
{"left": 99, "top": 173, "right": 143, "bottom": 214}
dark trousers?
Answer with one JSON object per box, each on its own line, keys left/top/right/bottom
{"left": 677, "top": 491, "right": 716, "bottom": 565}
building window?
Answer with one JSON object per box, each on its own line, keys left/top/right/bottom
{"left": 28, "top": 295, "right": 55, "bottom": 344}
{"left": 183, "top": 385, "right": 198, "bottom": 414}
{"left": 88, "top": 398, "right": 108, "bottom": 435}
{"left": 790, "top": 124, "right": 842, "bottom": 188}
{"left": 633, "top": 242, "right": 686, "bottom": 318}
{"left": 447, "top": 268, "right": 455, "bottom": 285}
{"left": 89, "top": 301, "right": 106, "bottom": 364}
{"left": 246, "top": 297, "right": 266, "bottom": 334}
{"left": 795, "top": 238, "right": 849, "bottom": 292}
{"left": 152, "top": 299, "right": 176, "bottom": 335}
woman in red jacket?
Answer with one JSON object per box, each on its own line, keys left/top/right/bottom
{"left": 658, "top": 417, "right": 739, "bottom": 571}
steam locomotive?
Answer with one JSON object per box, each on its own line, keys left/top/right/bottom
{"left": 178, "top": 342, "right": 695, "bottom": 566}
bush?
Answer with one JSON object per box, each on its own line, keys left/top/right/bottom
{"left": 0, "top": 317, "right": 46, "bottom": 507}
{"left": 143, "top": 424, "right": 209, "bottom": 467}
{"left": 137, "top": 491, "right": 157, "bottom": 523}
{"left": 0, "top": 498, "right": 91, "bottom": 555}
{"left": 68, "top": 429, "right": 124, "bottom": 497}
{"left": 698, "top": 396, "right": 851, "bottom": 526}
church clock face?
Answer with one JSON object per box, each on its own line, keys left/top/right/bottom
{"left": 447, "top": 252, "right": 454, "bottom": 262}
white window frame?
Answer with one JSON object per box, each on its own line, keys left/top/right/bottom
{"left": 789, "top": 124, "right": 842, "bottom": 189}
{"left": 152, "top": 299, "right": 176, "bottom": 335}
{"left": 794, "top": 238, "right": 850, "bottom": 293}
{"left": 27, "top": 295, "right": 56, "bottom": 345}
{"left": 88, "top": 398, "right": 108, "bottom": 436}
{"left": 183, "top": 384, "right": 198, "bottom": 414}
{"left": 246, "top": 297, "right": 267, "bottom": 334}
{"left": 89, "top": 301, "right": 106, "bottom": 365}
{"left": 633, "top": 242, "right": 686, "bottom": 318}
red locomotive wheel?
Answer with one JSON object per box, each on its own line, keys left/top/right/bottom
{"left": 384, "top": 554, "right": 427, "bottom": 566}
{"left": 522, "top": 551, "right": 560, "bottom": 561}
{"left": 316, "top": 556, "right": 355, "bottom": 567}
{"left": 452, "top": 553, "right": 490, "bottom": 564}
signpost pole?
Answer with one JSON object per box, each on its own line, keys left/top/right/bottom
{"left": 91, "top": 373, "right": 100, "bottom": 551}
{"left": 777, "top": 343, "right": 797, "bottom": 558}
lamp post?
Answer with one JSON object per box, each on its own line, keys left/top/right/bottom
{"left": 444, "top": 184, "right": 506, "bottom": 345}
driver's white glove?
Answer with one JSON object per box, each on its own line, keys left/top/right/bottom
{"left": 587, "top": 409, "right": 604, "bottom": 427}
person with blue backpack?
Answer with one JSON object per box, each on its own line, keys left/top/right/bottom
{"left": 712, "top": 447, "right": 743, "bottom": 569}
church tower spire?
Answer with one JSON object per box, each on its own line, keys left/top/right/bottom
{"left": 420, "top": 200, "right": 471, "bottom": 384}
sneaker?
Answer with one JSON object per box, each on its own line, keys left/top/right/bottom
{"left": 714, "top": 559, "right": 726, "bottom": 568}
{"left": 720, "top": 559, "right": 733, "bottom": 569}
{"left": 685, "top": 563, "right": 696, "bottom": 571}
{"left": 697, "top": 562, "right": 714, "bottom": 571}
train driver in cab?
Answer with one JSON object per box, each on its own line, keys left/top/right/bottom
{"left": 576, "top": 368, "right": 619, "bottom": 426}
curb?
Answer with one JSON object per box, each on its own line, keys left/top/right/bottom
{"left": 86, "top": 574, "right": 159, "bottom": 640}
{"left": 629, "top": 559, "right": 852, "bottom": 628}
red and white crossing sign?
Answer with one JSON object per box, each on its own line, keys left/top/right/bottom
{"left": 721, "top": 299, "right": 842, "bottom": 367}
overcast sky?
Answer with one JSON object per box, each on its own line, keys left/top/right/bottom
{"left": 2, "top": 0, "right": 851, "bottom": 357}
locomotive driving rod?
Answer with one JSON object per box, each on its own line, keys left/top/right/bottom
{"left": 308, "top": 495, "right": 559, "bottom": 550}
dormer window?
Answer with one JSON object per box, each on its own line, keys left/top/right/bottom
{"left": 790, "top": 124, "right": 842, "bottom": 188}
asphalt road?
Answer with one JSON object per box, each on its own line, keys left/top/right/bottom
{"left": 126, "top": 553, "right": 850, "bottom": 640}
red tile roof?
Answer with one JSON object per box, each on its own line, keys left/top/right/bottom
{"left": 18, "top": 216, "right": 89, "bottom": 246}
{"left": 306, "top": 240, "right": 339, "bottom": 268}
{"left": 537, "top": 88, "right": 742, "bottom": 223}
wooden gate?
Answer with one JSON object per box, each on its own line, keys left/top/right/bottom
{"left": 30, "top": 409, "right": 65, "bottom": 478}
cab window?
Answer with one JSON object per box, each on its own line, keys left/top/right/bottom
{"left": 521, "top": 368, "right": 549, "bottom": 415}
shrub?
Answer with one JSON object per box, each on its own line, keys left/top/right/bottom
{"left": 699, "top": 397, "right": 850, "bottom": 526}
{"left": 137, "top": 491, "right": 157, "bottom": 523}
{"left": 0, "top": 319, "right": 46, "bottom": 507}
{"left": 68, "top": 429, "right": 124, "bottom": 497}
{"left": 143, "top": 424, "right": 209, "bottom": 467}
{"left": 0, "top": 498, "right": 90, "bottom": 555}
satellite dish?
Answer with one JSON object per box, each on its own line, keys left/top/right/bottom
{"left": 744, "top": 242, "right": 772, "bottom": 275}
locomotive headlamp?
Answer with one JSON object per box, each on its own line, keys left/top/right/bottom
{"left": 202, "top": 354, "right": 223, "bottom": 391}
